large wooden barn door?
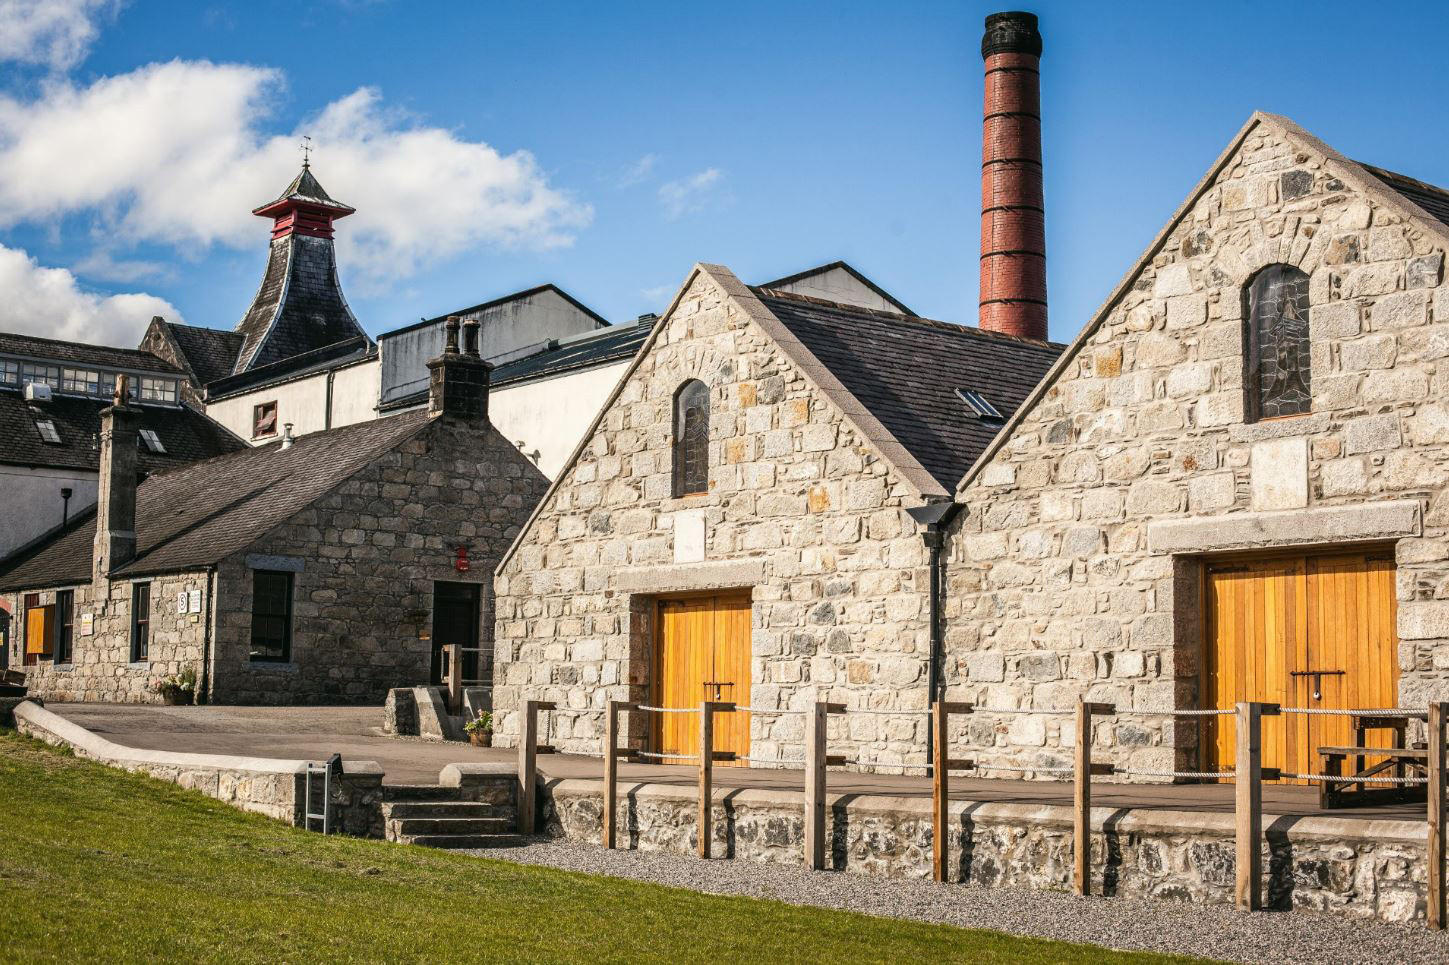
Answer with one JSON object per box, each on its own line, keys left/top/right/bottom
{"left": 655, "top": 593, "right": 751, "bottom": 766}
{"left": 1205, "top": 551, "right": 1398, "bottom": 780}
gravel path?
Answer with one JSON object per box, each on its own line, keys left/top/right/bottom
{"left": 466, "top": 839, "right": 1449, "bottom": 964}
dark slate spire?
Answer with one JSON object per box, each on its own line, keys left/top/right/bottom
{"left": 232, "top": 164, "right": 368, "bottom": 373}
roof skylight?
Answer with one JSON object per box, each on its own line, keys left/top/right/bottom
{"left": 35, "top": 419, "right": 61, "bottom": 444}
{"left": 956, "top": 388, "right": 1004, "bottom": 421}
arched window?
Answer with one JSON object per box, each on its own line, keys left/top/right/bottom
{"left": 1244, "top": 264, "right": 1311, "bottom": 422}
{"left": 672, "top": 379, "right": 710, "bottom": 496}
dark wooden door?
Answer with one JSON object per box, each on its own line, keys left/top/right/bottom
{"left": 431, "top": 581, "right": 482, "bottom": 685}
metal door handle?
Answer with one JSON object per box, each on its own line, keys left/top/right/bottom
{"left": 1290, "top": 669, "right": 1345, "bottom": 701}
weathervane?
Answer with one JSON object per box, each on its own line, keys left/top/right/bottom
{"left": 301, "top": 135, "right": 312, "bottom": 168}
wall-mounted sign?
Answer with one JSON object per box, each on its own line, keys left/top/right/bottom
{"left": 177, "top": 591, "right": 188, "bottom": 615}
{"left": 80, "top": 613, "right": 94, "bottom": 636}
{"left": 188, "top": 590, "right": 202, "bottom": 614}
{"left": 454, "top": 546, "right": 470, "bottom": 573}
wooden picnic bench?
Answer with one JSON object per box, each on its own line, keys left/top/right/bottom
{"left": 1317, "top": 714, "right": 1431, "bottom": 808}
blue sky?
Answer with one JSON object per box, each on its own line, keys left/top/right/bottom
{"left": 3, "top": 0, "right": 1448, "bottom": 347}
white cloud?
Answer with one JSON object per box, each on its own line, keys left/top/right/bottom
{"left": 640, "top": 283, "right": 673, "bottom": 303}
{"left": 0, "top": 60, "right": 593, "bottom": 280}
{"left": 72, "top": 248, "right": 172, "bottom": 283}
{"left": 0, "top": 0, "right": 114, "bottom": 71}
{"left": 0, "top": 241, "right": 181, "bottom": 344}
{"left": 658, "top": 167, "right": 723, "bottom": 220}
{"left": 615, "top": 152, "right": 658, "bottom": 188}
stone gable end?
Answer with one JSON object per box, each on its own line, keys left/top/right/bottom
{"left": 494, "top": 269, "right": 937, "bottom": 766}
{"left": 948, "top": 118, "right": 1449, "bottom": 777}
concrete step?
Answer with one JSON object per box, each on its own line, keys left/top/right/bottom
{"left": 382, "top": 801, "right": 507, "bottom": 820}
{"left": 381, "top": 784, "right": 462, "bottom": 802}
{"left": 400, "top": 833, "right": 527, "bottom": 850}
{"left": 390, "top": 816, "right": 515, "bottom": 837}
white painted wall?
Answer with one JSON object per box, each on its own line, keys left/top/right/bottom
{"left": 379, "top": 289, "right": 601, "bottom": 406}
{"left": 0, "top": 466, "right": 98, "bottom": 560}
{"left": 770, "top": 266, "right": 903, "bottom": 313}
{"left": 490, "top": 361, "right": 629, "bottom": 478}
{"left": 205, "top": 359, "right": 380, "bottom": 444}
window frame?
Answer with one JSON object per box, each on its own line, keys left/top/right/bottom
{"left": 54, "top": 589, "right": 74, "bottom": 664}
{"left": 0, "top": 359, "right": 18, "bottom": 386}
{"left": 20, "top": 363, "right": 59, "bottom": 389}
{"left": 248, "top": 570, "right": 294, "bottom": 663}
{"left": 1243, "top": 264, "right": 1313, "bottom": 424}
{"left": 671, "top": 379, "right": 711, "bottom": 498}
{"left": 253, "top": 401, "right": 279, "bottom": 439}
{"left": 130, "top": 582, "right": 151, "bottom": 663}
{"left": 137, "top": 377, "right": 177, "bottom": 404}
{"left": 61, "top": 368, "right": 100, "bottom": 396}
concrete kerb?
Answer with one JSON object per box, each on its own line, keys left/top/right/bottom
{"left": 12, "top": 700, "right": 385, "bottom": 832}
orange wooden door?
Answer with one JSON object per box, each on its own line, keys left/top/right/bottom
{"left": 1205, "top": 552, "right": 1398, "bottom": 780}
{"left": 655, "top": 594, "right": 752, "bottom": 765}
{"left": 1304, "top": 553, "right": 1398, "bottom": 757}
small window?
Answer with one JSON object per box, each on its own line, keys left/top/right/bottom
{"left": 253, "top": 401, "right": 278, "bottom": 438}
{"left": 61, "top": 368, "right": 99, "bottom": 395}
{"left": 21, "top": 363, "right": 59, "bottom": 389}
{"left": 957, "top": 388, "right": 1004, "bottom": 421}
{"left": 1245, "top": 264, "right": 1312, "bottom": 422}
{"left": 55, "top": 589, "right": 74, "bottom": 664}
{"left": 0, "top": 359, "right": 17, "bottom": 386}
{"left": 249, "top": 570, "right": 293, "bottom": 662}
{"left": 34, "top": 419, "right": 61, "bottom": 445}
{"left": 137, "top": 377, "right": 177, "bottom": 404}
{"left": 130, "top": 582, "right": 150, "bottom": 662}
{"left": 671, "top": 380, "right": 710, "bottom": 497}
{"left": 139, "top": 428, "right": 166, "bottom": 454}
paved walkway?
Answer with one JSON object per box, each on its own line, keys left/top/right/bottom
{"left": 48, "top": 702, "right": 1427, "bottom": 822}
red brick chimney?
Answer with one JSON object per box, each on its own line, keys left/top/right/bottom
{"left": 979, "top": 11, "right": 1047, "bottom": 340}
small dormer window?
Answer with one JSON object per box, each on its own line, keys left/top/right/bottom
{"left": 253, "top": 401, "right": 278, "bottom": 439}
{"left": 137, "top": 377, "right": 177, "bottom": 404}
{"left": 61, "top": 368, "right": 99, "bottom": 396}
{"left": 21, "top": 363, "right": 58, "bottom": 389}
{"left": 139, "top": 429, "right": 166, "bottom": 454}
{"left": 0, "top": 360, "right": 17, "bottom": 386}
{"left": 956, "top": 388, "right": 1004, "bottom": 421}
{"left": 34, "top": 419, "right": 61, "bottom": 444}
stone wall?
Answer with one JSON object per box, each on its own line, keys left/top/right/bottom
{"left": 946, "top": 118, "right": 1449, "bottom": 776}
{"left": 542, "top": 777, "right": 1428, "bottom": 923}
{"left": 9, "top": 570, "right": 212, "bottom": 703}
{"left": 494, "top": 269, "right": 936, "bottom": 765}
{"left": 12, "top": 700, "right": 384, "bottom": 835}
{"left": 210, "top": 416, "right": 549, "bottom": 704}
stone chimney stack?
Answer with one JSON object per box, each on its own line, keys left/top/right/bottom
{"left": 427, "top": 316, "right": 491, "bottom": 422}
{"left": 93, "top": 375, "right": 141, "bottom": 585}
{"left": 979, "top": 11, "right": 1047, "bottom": 341}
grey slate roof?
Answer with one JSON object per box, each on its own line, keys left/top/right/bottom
{"left": 253, "top": 165, "right": 355, "bottom": 215}
{"left": 206, "top": 336, "right": 373, "bottom": 401}
{"left": 756, "top": 290, "right": 1063, "bottom": 491}
{"left": 1361, "top": 163, "right": 1449, "bottom": 230}
{"left": 0, "top": 390, "right": 246, "bottom": 474}
{"left": 0, "top": 332, "right": 180, "bottom": 374}
{"left": 160, "top": 323, "right": 243, "bottom": 385}
{"left": 757, "top": 261, "right": 916, "bottom": 316}
{"left": 232, "top": 233, "right": 368, "bottom": 373}
{"left": 0, "top": 409, "right": 431, "bottom": 591}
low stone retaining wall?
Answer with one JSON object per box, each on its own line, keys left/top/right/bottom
{"left": 12, "top": 700, "right": 384, "bottom": 837}
{"left": 540, "top": 778, "right": 1429, "bottom": 924}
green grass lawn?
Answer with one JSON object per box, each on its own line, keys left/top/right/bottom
{"left": 0, "top": 731, "right": 1205, "bottom": 964}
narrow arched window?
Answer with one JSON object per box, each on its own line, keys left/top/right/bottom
{"left": 1244, "top": 264, "right": 1311, "bottom": 422}
{"left": 672, "top": 380, "right": 710, "bottom": 496}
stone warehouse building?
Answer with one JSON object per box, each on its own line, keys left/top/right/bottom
{"left": 492, "top": 263, "right": 1061, "bottom": 764}
{"left": 948, "top": 111, "right": 1449, "bottom": 779}
{"left": 0, "top": 320, "right": 548, "bottom": 704}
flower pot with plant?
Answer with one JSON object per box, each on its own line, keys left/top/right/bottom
{"left": 464, "top": 711, "right": 493, "bottom": 747}
{"left": 151, "top": 667, "right": 197, "bottom": 706}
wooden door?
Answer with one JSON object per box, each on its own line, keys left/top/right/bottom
{"left": 1204, "top": 551, "right": 1398, "bottom": 779}
{"left": 431, "top": 581, "right": 482, "bottom": 685}
{"left": 655, "top": 594, "right": 751, "bottom": 765}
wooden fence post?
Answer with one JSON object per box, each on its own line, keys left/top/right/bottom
{"left": 1430, "top": 701, "right": 1447, "bottom": 930}
{"left": 517, "top": 699, "right": 556, "bottom": 836}
{"left": 1073, "top": 700, "right": 1116, "bottom": 897}
{"left": 1234, "top": 700, "right": 1278, "bottom": 911}
{"left": 603, "top": 699, "right": 633, "bottom": 850}
{"left": 804, "top": 701, "right": 846, "bottom": 870}
{"left": 698, "top": 700, "right": 714, "bottom": 859}
{"left": 445, "top": 643, "right": 461, "bottom": 715}
{"left": 932, "top": 701, "right": 949, "bottom": 882}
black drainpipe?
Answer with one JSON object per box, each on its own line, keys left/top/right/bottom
{"left": 907, "top": 501, "right": 963, "bottom": 772}
{"left": 324, "top": 370, "right": 336, "bottom": 431}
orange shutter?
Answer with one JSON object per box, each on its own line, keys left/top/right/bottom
{"left": 26, "top": 605, "right": 54, "bottom": 656}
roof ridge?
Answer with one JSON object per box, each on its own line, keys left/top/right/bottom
{"left": 0, "top": 330, "right": 176, "bottom": 359}
{"left": 1354, "top": 160, "right": 1449, "bottom": 198}
{"left": 753, "top": 288, "right": 1062, "bottom": 348}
